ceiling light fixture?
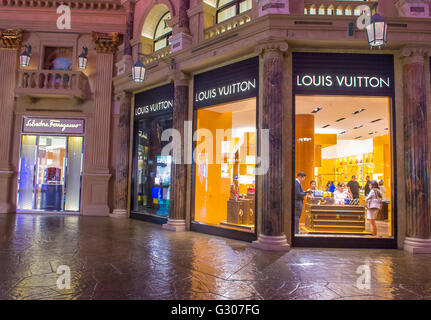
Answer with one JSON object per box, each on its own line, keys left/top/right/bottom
{"left": 371, "top": 118, "right": 382, "bottom": 123}
{"left": 354, "top": 136, "right": 362, "bottom": 139}
{"left": 335, "top": 118, "right": 346, "bottom": 122}
{"left": 352, "top": 108, "right": 366, "bottom": 115}
{"left": 354, "top": 125, "right": 364, "bottom": 129}
{"left": 322, "top": 124, "right": 330, "bottom": 128}
{"left": 311, "top": 107, "right": 323, "bottom": 114}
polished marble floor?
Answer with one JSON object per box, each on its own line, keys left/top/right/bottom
{"left": 0, "top": 213, "right": 430, "bottom": 300}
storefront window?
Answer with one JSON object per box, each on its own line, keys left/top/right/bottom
{"left": 133, "top": 116, "right": 173, "bottom": 217}
{"left": 17, "top": 135, "right": 83, "bottom": 212}
{"left": 216, "top": 0, "right": 252, "bottom": 24}
{"left": 194, "top": 97, "right": 256, "bottom": 233}
{"left": 153, "top": 12, "right": 172, "bottom": 52}
{"left": 294, "top": 95, "right": 393, "bottom": 239}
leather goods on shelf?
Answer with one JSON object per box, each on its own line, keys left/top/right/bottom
{"left": 227, "top": 198, "right": 255, "bottom": 225}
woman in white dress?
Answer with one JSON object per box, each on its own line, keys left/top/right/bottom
{"left": 365, "top": 181, "right": 383, "bottom": 236}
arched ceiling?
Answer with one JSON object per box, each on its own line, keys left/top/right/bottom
{"left": 141, "top": 3, "right": 170, "bottom": 39}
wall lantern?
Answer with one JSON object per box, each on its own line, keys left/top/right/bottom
{"left": 78, "top": 47, "right": 88, "bottom": 70}
{"left": 132, "top": 54, "right": 146, "bottom": 83}
{"left": 19, "top": 44, "right": 32, "bottom": 67}
{"left": 366, "top": 13, "right": 387, "bottom": 48}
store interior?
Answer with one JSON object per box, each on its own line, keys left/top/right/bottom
{"left": 194, "top": 97, "right": 256, "bottom": 233}
{"left": 295, "top": 95, "right": 393, "bottom": 238}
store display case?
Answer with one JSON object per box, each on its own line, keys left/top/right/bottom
{"left": 304, "top": 201, "right": 371, "bottom": 235}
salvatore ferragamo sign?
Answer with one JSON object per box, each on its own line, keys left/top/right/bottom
{"left": 22, "top": 117, "right": 85, "bottom": 134}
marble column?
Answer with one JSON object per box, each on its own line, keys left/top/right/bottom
{"left": 169, "top": 0, "right": 192, "bottom": 52}
{"left": 111, "top": 92, "right": 132, "bottom": 218}
{"left": 0, "top": 30, "right": 22, "bottom": 214}
{"left": 252, "top": 42, "right": 290, "bottom": 251}
{"left": 401, "top": 47, "right": 431, "bottom": 253}
{"left": 82, "top": 33, "right": 119, "bottom": 216}
{"left": 163, "top": 73, "right": 190, "bottom": 231}
{"left": 111, "top": 1, "right": 134, "bottom": 218}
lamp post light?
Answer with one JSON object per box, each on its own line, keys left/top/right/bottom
{"left": 132, "top": 53, "right": 146, "bottom": 83}
{"left": 19, "top": 44, "right": 32, "bottom": 67}
{"left": 366, "top": 12, "right": 387, "bottom": 48}
{"left": 78, "top": 47, "right": 88, "bottom": 70}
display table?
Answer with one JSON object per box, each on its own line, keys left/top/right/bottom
{"left": 304, "top": 203, "right": 371, "bottom": 234}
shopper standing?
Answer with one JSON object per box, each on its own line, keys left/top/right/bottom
{"left": 295, "top": 172, "right": 312, "bottom": 234}
{"left": 365, "top": 181, "right": 383, "bottom": 236}
{"left": 347, "top": 175, "right": 360, "bottom": 200}
{"left": 364, "top": 175, "right": 372, "bottom": 197}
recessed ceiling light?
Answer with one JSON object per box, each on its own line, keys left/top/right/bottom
{"left": 354, "top": 136, "right": 362, "bottom": 139}
{"left": 369, "top": 131, "right": 378, "bottom": 135}
{"left": 339, "top": 131, "right": 347, "bottom": 134}
{"left": 371, "top": 118, "right": 382, "bottom": 123}
{"left": 335, "top": 118, "right": 346, "bottom": 122}
{"left": 352, "top": 108, "right": 366, "bottom": 115}
{"left": 353, "top": 125, "right": 363, "bottom": 130}
{"left": 311, "top": 107, "right": 323, "bottom": 114}
{"left": 322, "top": 124, "right": 330, "bottom": 128}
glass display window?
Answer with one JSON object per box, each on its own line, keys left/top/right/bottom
{"left": 17, "top": 135, "right": 83, "bottom": 212}
{"left": 294, "top": 95, "right": 394, "bottom": 239}
{"left": 132, "top": 115, "right": 173, "bottom": 217}
{"left": 193, "top": 97, "right": 257, "bottom": 233}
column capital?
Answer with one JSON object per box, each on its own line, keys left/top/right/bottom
{"left": 169, "top": 70, "right": 190, "bottom": 86}
{"left": 0, "top": 29, "right": 23, "bottom": 49}
{"left": 255, "top": 40, "right": 289, "bottom": 56}
{"left": 400, "top": 46, "right": 431, "bottom": 62}
{"left": 92, "top": 32, "right": 121, "bottom": 54}
{"left": 114, "top": 90, "right": 132, "bottom": 102}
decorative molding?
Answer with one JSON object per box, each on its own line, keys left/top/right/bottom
{"left": 255, "top": 40, "right": 289, "bottom": 56}
{"left": 0, "top": 29, "right": 23, "bottom": 49}
{"left": 92, "top": 32, "right": 121, "bottom": 53}
{"left": 400, "top": 46, "right": 431, "bottom": 61}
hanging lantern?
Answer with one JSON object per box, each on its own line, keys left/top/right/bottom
{"left": 78, "top": 47, "right": 88, "bottom": 70}
{"left": 19, "top": 45, "right": 32, "bottom": 67}
{"left": 366, "top": 13, "right": 387, "bottom": 48}
{"left": 132, "top": 59, "right": 146, "bottom": 83}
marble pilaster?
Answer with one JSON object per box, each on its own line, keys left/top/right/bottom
{"left": 82, "top": 33, "right": 119, "bottom": 216}
{"left": 252, "top": 41, "right": 290, "bottom": 251}
{"left": 111, "top": 92, "right": 132, "bottom": 218}
{"left": 401, "top": 46, "right": 431, "bottom": 253}
{"left": 0, "top": 29, "right": 22, "bottom": 214}
{"left": 163, "top": 73, "right": 190, "bottom": 231}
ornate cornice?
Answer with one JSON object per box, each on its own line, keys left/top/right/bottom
{"left": 92, "top": 32, "right": 121, "bottom": 53}
{"left": 0, "top": 0, "right": 124, "bottom": 11}
{"left": 255, "top": 40, "right": 289, "bottom": 56}
{"left": 0, "top": 29, "right": 23, "bottom": 49}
